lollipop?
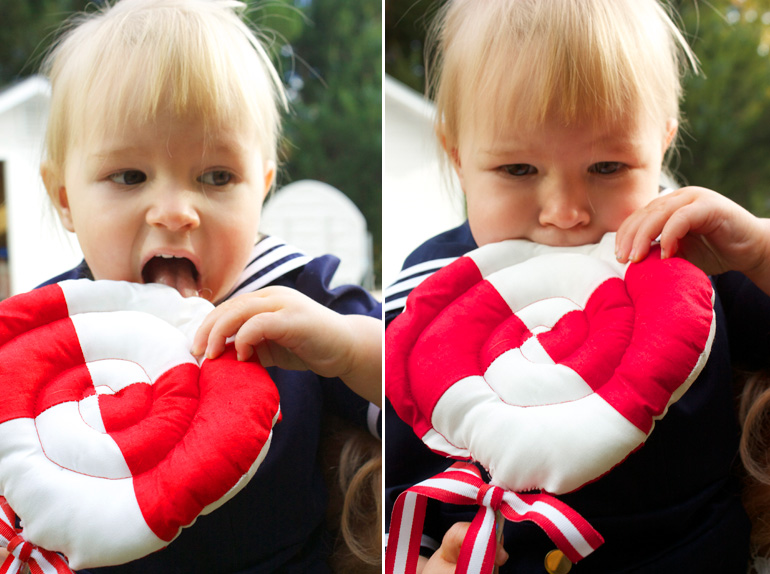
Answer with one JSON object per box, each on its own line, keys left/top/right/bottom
{"left": 386, "top": 234, "right": 715, "bottom": 570}
{"left": 0, "top": 280, "right": 280, "bottom": 571}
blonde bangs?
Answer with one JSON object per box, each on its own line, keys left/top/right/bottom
{"left": 42, "top": 0, "right": 285, "bottom": 187}
{"left": 430, "top": 0, "right": 696, "bottom": 147}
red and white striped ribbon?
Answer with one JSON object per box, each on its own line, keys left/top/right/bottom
{"left": 386, "top": 462, "right": 604, "bottom": 574}
{"left": 0, "top": 497, "right": 73, "bottom": 574}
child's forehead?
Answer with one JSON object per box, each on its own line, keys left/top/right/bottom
{"left": 457, "top": 94, "right": 660, "bottom": 146}
{"left": 79, "top": 109, "right": 261, "bottom": 157}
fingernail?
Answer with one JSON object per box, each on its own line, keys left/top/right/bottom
{"left": 237, "top": 347, "right": 254, "bottom": 362}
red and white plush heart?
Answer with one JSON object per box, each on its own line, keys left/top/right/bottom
{"left": 387, "top": 234, "right": 715, "bottom": 494}
{"left": 0, "top": 280, "right": 280, "bottom": 570}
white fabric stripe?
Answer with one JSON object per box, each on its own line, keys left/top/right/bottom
{"left": 389, "top": 257, "right": 459, "bottom": 287}
{"left": 0, "top": 418, "right": 162, "bottom": 569}
{"left": 501, "top": 491, "right": 594, "bottom": 556}
{"left": 484, "top": 350, "right": 593, "bottom": 406}
{"left": 227, "top": 256, "right": 312, "bottom": 299}
{"left": 431, "top": 376, "right": 646, "bottom": 494}
{"left": 384, "top": 296, "right": 408, "bottom": 314}
{"left": 418, "top": 476, "right": 479, "bottom": 499}
{"left": 448, "top": 466, "right": 482, "bottom": 479}
{"left": 367, "top": 403, "right": 381, "bottom": 438}
{"left": 467, "top": 502, "right": 496, "bottom": 572}
{"left": 394, "top": 491, "right": 419, "bottom": 574}
{"left": 36, "top": 402, "right": 131, "bottom": 479}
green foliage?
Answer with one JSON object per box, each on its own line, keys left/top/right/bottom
{"left": 674, "top": 1, "right": 770, "bottom": 215}
{"left": 0, "top": 0, "right": 91, "bottom": 82}
{"left": 384, "top": 0, "right": 443, "bottom": 94}
{"left": 277, "top": 0, "right": 382, "bottom": 284}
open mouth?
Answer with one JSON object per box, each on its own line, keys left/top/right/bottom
{"left": 141, "top": 255, "right": 201, "bottom": 298}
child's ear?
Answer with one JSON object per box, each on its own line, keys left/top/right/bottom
{"left": 664, "top": 118, "right": 679, "bottom": 151}
{"left": 262, "top": 160, "right": 276, "bottom": 199}
{"left": 41, "top": 163, "right": 75, "bottom": 232}
{"left": 440, "top": 133, "right": 464, "bottom": 184}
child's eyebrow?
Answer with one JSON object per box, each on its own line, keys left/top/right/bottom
{"left": 90, "top": 146, "right": 145, "bottom": 160}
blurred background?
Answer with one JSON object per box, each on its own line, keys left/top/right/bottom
{"left": 0, "top": 0, "right": 382, "bottom": 295}
{"left": 384, "top": 0, "right": 770, "bottom": 284}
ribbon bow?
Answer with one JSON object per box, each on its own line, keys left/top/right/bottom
{"left": 386, "top": 462, "right": 604, "bottom": 574}
{"left": 0, "top": 496, "right": 73, "bottom": 574}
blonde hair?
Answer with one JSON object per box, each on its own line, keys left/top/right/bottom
{"left": 427, "top": 0, "right": 698, "bottom": 150}
{"left": 41, "top": 0, "right": 286, "bottom": 199}
{"left": 322, "top": 415, "right": 382, "bottom": 573}
{"left": 740, "top": 371, "right": 770, "bottom": 554}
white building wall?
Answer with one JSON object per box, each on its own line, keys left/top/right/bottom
{"left": 0, "top": 77, "right": 83, "bottom": 296}
{"left": 382, "top": 75, "right": 464, "bottom": 288}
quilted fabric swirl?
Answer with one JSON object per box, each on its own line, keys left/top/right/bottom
{"left": 0, "top": 280, "right": 280, "bottom": 569}
{"left": 387, "top": 235, "right": 715, "bottom": 494}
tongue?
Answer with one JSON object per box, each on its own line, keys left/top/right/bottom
{"left": 142, "top": 257, "right": 198, "bottom": 298}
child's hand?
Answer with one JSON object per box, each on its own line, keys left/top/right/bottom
{"left": 191, "top": 287, "right": 381, "bottom": 406}
{"left": 417, "top": 523, "right": 508, "bottom": 574}
{"left": 615, "top": 186, "right": 770, "bottom": 292}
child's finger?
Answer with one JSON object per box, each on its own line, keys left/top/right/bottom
{"left": 437, "top": 522, "right": 471, "bottom": 564}
{"left": 194, "top": 297, "right": 280, "bottom": 359}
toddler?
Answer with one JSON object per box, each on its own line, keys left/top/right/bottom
{"left": 384, "top": 0, "right": 770, "bottom": 572}
{"left": 29, "top": 0, "right": 382, "bottom": 572}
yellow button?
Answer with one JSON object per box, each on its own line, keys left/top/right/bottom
{"left": 544, "top": 549, "right": 572, "bottom": 574}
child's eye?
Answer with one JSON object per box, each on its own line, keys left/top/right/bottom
{"left": 198, "top": 170, "right": 233, "bottom": 186}
{"left": 501, "top": 164, "right": 537, "bottom": 176}
{"left": 590, "top": 162, "right": 624, "bottom": 175}
{"left": 109, "top": 170, "right": 146, "bottom": 185}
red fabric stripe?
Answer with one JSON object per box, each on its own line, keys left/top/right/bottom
{"left": 98, "top": 383, "right": 153, "bottom": 433}
{"left": 384, "top": 492, "right": 404, "bottom": 573}
{"left": 386, "top": 257, "right": 485, "bottom": 437}
{"left": 0, "top": 317, "right": 86, "bottom": 423}
{"left": 536, "top": 310, "right": 588, "bottom": 364}
{"left": 0, "top": 285, "right": 69, "bottom": 347}
{"left": 597, "top": 250, "right": 714, "bottom": 432}
{"left": 407, "top": 281, "right": 512, "bottom": 438}
{"left": 133, "top": 346, "right": 279, "bottom": 541}
{"left": 457, "top": 505, "right": 498, "bottom": 574}
{"left": 104, "top": 364, "right": 199, "bottom": 476}
{"left": 558, "top": 278, "right": 633, "bottom": 391}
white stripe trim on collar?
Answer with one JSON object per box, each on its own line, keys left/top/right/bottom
{"left": 228, "top": 255, "right": 312, "bottom": 299}
{"left": 225, "top": 236, "right": 309, "bottom": 299}
{"left": 390, "top": 257, "right": 459, "bottom": 286}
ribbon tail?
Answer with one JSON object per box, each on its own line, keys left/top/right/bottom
{"left": 456, "top": 504, "right": 498, "bottom": 574}
{"left": 0, "top": 553, "right": 25, "bottom": 574}
{"left": 500, "top": 491, "right": 604, "bottom": 563}
{"left": 385, "top": 490, "right": 428, "bottom": 574}
{"left": 27, "top": 549, "right": 74, "bottom": 574}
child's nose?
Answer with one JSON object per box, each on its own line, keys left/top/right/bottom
{"left": 538, "top": 184, "right": 591, "bottom": 229}
{"left": 146, "top": 189, "right": 201, "bottom": 231}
